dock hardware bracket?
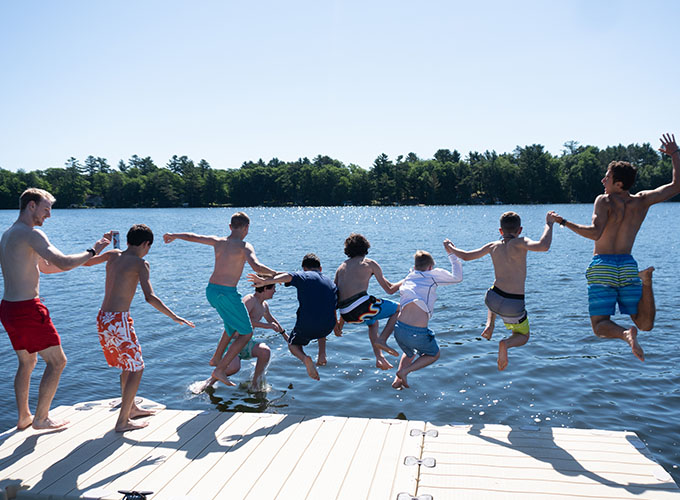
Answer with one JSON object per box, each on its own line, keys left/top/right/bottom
{"left": 403, "top": 456, "right": 436, "bottom": 467}
{"left": 410, "top": 429, "right": 439, "bottom": 437}
{"left": 119, "top": 490, "right": 153, "bottom": 500}
{"left": 396, "top": 493, "right": 434, "bottom": 500}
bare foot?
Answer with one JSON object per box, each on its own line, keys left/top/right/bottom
{"left": 115, "top": 419, "right": 150, "bottom": 432}
{"left": 395, "top": 369, "right": 409, "bottom": 388}
{"left": 376, "top": 356, "right": 394, "bottom": 370}
{"left": 623, "top": 326, "right": 645, "bottom": 362}
{"left": 639, "top": 266, "right": 655, "bottom": 285}
{"left": 391, "top": 376, "right": 403, "bottom": 389}
{"left": 17, "top": 414, "right": 33, "bottom": 431}
{"left": 303, "top": 356, "right": 320, "bottom": 380}
{"left": 208, "top": 355, "right": 221, "bottom": 367}
{"left": 130, "top": 406, "right": 157, "bottom": 419}
{"left": 316, "top": 355, "right": 327, "bottom": 366}
{"left": 497, "top": 341, "right": 509, "bottom": 371}
{"left": 481, "top": 324, "right": 494, "bottom": 340}
{"left": 211, "top": 369, "right": 237, "bottom": 386}
{"left": 32, "top": 417, "right": 69, "bottom": 430}
{"left": 374, "top": 339, "right": 399, "bottom": 357}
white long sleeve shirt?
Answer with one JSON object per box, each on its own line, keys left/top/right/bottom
{"left": 399, "top": 254, "right": 463, "bottom": 318}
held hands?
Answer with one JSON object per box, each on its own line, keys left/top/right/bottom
{"left": 659, "top": 133, "right": 679, "bottom": 156}
{"left": 163, "top": 233, "right": 176, "bottom": 244}
{"left": 546, "top": 211, "right": 558, "bottom": 225}
{"left": 270, "top": 322, "right": 284, "bottom": 333}
{"left": 247, "top": 273, "right": 267, "bottom": 287}
{"left": 93, "top": 232, "right": 113, "bottom": 254}
{"left": 334, "top": 321, "right": 343, "bottom": 337}
{"left": 174, "top": 315, "right": 195, "bottom": 327}
{"left": 443, "top": 238, "right": 456, "bottom": 254}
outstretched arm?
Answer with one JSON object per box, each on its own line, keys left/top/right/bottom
{"left": 36, "top": 231, "right": 111, "bottom": 273}
{"left": 553, "top": 196, "right": 609, "bottom": 241}
{"left": 139, "top": 261, "right": 195, "bottom": 327}
{"left": 370, "top": 260, "right": 401, "bottom": 294}
{"left": 248, "top": 272, "right": 293, "bottom": 287}
{"left": 262, "top": 303, "right": 284, "bottom": 333}
{"left": 639, "top": 133, "right": 680, "bottom": 205}
{"left": 443, "top": 238, "right": 492, "bottom": 261}
{"left": 244, "top": 243, "right": 277, "bottom": 277}
{"left": 163, "top": 232, "right": 219, "bottom": 246}
{"left": 523, "top": 211, "right": 556, "bottom": 252}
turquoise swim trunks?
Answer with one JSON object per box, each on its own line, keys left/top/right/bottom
{"left": 226, "top": 336, "right": 257, "bottom": 360}
{"left": 586, "top": 254, "right": 642, "bottom": 316}
{"left": 205, "top": 283, "right": 253, "bottom": 336}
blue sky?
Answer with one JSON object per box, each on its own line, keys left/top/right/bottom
{"left": 1, "top": 0, "right": 679, "bottom": 172}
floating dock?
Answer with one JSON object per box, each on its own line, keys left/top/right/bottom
{"left": 0, "top": 398, "right": 678, "bottom": 499}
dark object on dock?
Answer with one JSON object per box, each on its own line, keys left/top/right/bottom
{"left": 119, "top": 490, "right": 153, "bottom": 500}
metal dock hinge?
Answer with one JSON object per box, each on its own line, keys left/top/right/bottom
{"left": 119, "top": 490, "right": 153, "bottom": 500}
{"left": 403, "top": 456, "right": 436, "bottom": 467}
{"left": 396, "top": 493, "right": 434, "bottom": 500}
{"left": 409, "top": 429, "right": 438, "bottom": 437}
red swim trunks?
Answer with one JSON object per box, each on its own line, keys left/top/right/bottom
{"left": 0, "top": 298, "right": 61, "bottom": 353}
{"left": 96, "top": 310, "right": 144, "bottom": 372}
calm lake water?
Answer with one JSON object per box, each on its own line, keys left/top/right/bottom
{"left": 1, "top": 205, "right": 679, "bottom": 483}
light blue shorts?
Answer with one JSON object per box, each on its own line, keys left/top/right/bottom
{"left": 393, "top": 321, "right": 439, "bottom": 358}
{"left": 586, "top": 254, "right": 642, "bottom": 316}
{"left": 205, "top": 283, "right": 253, "bottom": 336}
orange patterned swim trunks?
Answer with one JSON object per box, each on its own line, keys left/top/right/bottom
{"left": 96, "top": 310, "right": 144, "bottom": 372}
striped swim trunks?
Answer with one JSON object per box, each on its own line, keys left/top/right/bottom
{"left": 586, "top": 254, "right": 642, "bottom": 316}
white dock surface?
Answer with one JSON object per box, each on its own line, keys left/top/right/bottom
{"left": 0, "top": 398, "right": 678, "bottom": 500}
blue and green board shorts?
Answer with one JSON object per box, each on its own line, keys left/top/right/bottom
{"left": 205, "top": 283, "right": 253, "bottom": 336}
{"left": 226, "top": 336, "right": 257, "bottom": 360}
{"left": 586, "top": 254, "right": 642, "bottom": 316}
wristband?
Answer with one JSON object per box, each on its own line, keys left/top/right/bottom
{"left": 559, "top": 219, "right": 567, "bottom": 227}
{"left": 86, "top": 248, "right": 96, "bottom": 257}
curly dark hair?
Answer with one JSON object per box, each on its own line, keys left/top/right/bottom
{"left": 344, "top": 233, "right": 370, "bottom": 258}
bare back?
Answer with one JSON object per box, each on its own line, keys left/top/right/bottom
{"left": 489, "top": 238, "right": 529, "bottom": 295}
{"left": 100, "top": 250, "right": 147, "bottom": 312}
{"left": 0, "top": 223, "right": 44, "bottom": 301}
{"left": 210, "top": 236, "right": 249, "bottom": 287}
{"left": 593, "top": 193, "right": 649, "bottom": 255}
{"left": 335, "top": 257, "right": 377, "bottom": 301}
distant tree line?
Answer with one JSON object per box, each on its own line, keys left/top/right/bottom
{"left": 0, "top": 141, "right": 675, "bottom": 209}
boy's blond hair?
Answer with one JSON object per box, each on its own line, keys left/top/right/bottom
{"left": 414, "top": 250, "right": 435, "bottom": 271}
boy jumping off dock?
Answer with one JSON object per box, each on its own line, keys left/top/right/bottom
{"left": 392, "top": 243, "right": 462, "bottom": 389}
{"left": 163, "top": 212, "right": 277, "bottom": 387}
{"left": 249, "top": 253, "right": 337, "bottom": 381}
{"left": 334, "top": 233, "right": 402, "bottom": 370}
{"left": 85, "top": 224, "right": 194, "bottom": 432}
{"left": 446, "top": 211, "right": 556, "bottom": 371}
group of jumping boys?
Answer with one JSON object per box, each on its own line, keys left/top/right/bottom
{"left": 1, "top": 133, "right": 678, "bottom": 432}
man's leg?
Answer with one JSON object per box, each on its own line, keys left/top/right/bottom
{"left": 117, "top": 370, "right": 148, "bottom": 432}
{"left": 369, "top": 322, "right": 393, "bottom": 370}
{"left": 209, "top": 330, "right": 231, "bottom": 366}
{"left": 392, "top": 354, "right": 413, "bottom": 389}
{"left": 212, "top": 332, "right": 252, "bottom": 386}
{"left": 375, "top": 313, "right": 400, "bottom": 357}
{"left": 632, "top": 267, "right": 655, "bottom": 331}
{"left": 316, "top": 337, "right": 327, "bottom": 366}
{"left": 250, "top": 343, "right": 271, "bottom": 390}
{"left": 497, "top": 333, "right": 529, "bottom": 371}
{"left": 15, "top": 350, "right": 37, "bottom": 430}
{"left": 396, "top": 351, "right": 441, "bottom": 388}
{"left": 591, "top": 315, "right": 644, "bottom": 362}
{"left": 33, "top": 345, "right": 69, "bottom": 429}
{"left": 288, "top": 344, "right": 319, "bottom": 381}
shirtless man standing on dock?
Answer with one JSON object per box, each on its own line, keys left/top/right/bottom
{"left": 163, "top": 212, "right": 277, "bottom": 386}
{"left": 553, "top": 133, "right": 680, "bottom": 361}
{"left": 0, "top": 188, "right": 110, "bottom": 430}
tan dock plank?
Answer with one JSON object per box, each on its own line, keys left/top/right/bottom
{"left": 273, "top": 416, "right": 349, "bottom": 500}
{"left": 191, "top": 413, "right": 305, "bottom": 500}
{"left": 19, "top": 407, "right": 183, "bottom": 498}
{"left": 151, "top": 413, "right": 283, "bottom": 500}
{"left": 303, "top": 417, "right": 369, "bottom": 500}
{"left": 237, "top": 416, "right": 326, "bottom": 500}
{"left": 335, "top": 418, "right": 392, "bottom": 500}
{"left": 70, "top": 409, "right": 204, "bottom": 498}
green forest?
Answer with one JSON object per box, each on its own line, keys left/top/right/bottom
{"left": 0, "top": 141, "right": 675, "bottom": 209}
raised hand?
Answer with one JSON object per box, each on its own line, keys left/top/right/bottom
{"left": 659, "top": 133, "right": 678, "bottom": 156}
